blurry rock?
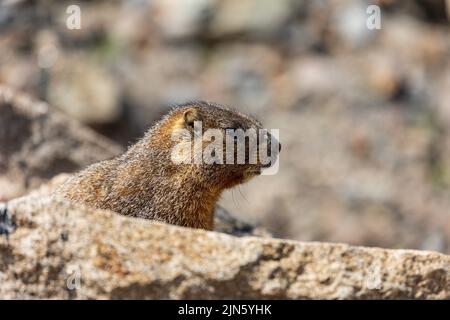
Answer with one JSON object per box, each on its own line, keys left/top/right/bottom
{"left": 201, "top": 45, "right": 281, "bottom": 114}
{"left": 286, "top": 56, "right": 338, "bottom": 101}
{"left": 333, "top": 1, "right": 376, "bottom": 49}
{"left": 214, "top": 206, "right": 272, "bottom": 238}
{"left": 0, "top": 57, "right": 40, "bottom": 93}
{"left": 0, "top": 32, "right": 40, "bottom": 92}
{"left": 209, "top": 0, "right": 293, "bottom": 37}
{"left": 436, "top": 68, "right": 450, "bottom": 126}
{"left": 112, "top": 2, "right": 156, "bottom": 46}
{"left": 152, "top": 0, "right": 216, "bottom": 39}
{"left": 414, "top": 0, "right": 449, "bottom": 24}
{"left": 1, "top": 195, "right": 448, "bottom": 299}
{"left": 0, "top": 86, "right": 123, "bottom": 201}
{"left": 153, "top": 0, "right": 295, "bottom": 39}
{"left": 365, "top": 53, "right": 406, "bottom": 100}
{"left": 48, "top": 54, "right": 121, "bottom": 124}
{"left": 447, "top": 0, "right": 450, "bottom": 21}
{"left": 421, "top": 231, "right": 446, "bottom": 252}
{"left": 118, "top": 47, "right": 203, "bottom": 131}
{"left": 34, "top": 30, "right": 60, "bottom": 70}
{"left": 377, "top": 0, "right": 448, "bottom": 24}
{"left": 55, "top": 2, "right": 123, "bottom": 43}
{"left": 380, "top": 17, "right": 449, "bottom": 67}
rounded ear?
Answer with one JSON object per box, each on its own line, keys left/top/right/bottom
{"left": 183, "top": 108, "right": 200, "bottom": 128}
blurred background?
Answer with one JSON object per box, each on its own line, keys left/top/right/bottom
{"left": 1, "top": 0, "right": 449, "bottom": 253}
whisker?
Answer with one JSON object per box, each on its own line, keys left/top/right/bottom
{"left": 238, "top": 185, "right": 248, "bottom": 204}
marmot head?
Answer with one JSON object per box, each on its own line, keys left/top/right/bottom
{"left": 147, "top": 101, "right": 281, "bottom": 190}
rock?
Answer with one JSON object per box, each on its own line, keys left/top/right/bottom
{"left": 200, "top": 44, "right": 281, "bottom": 114}
{"left": 380, "top": 17, "right": 449, "bottom": 67}
{"left": 152, "top": 0, "right": 294, "bottom": 39}
{"left": 152, "top": 0, "right": 216, "bottom": 39}
{"left": 333, "top": 1, "right": 376, "bottom": 49}
{"left": 209, "top": 0, "right": 293, "bottom": 38}
{"left": 118, "top": 46, "right": 203, "bottom": 133}
{"left": 436, "top": 67, "right": 450, "bottom": 127}
{"left": 214, "top": 206, "right": 272, "bottom": 238}
{"left": 47, "top": 54, "right": 121, "bottom": 124}
{"left": 0, "top": 86, "right": 123, "bottom": 201}
{"left": 365, "top": 53, "right": 406, "bottom": 100}
{"left": 447, "top": 0, "right": 450, "bottom": 21}
{"left": 0, "top": 195, "right": 448, "bottom": 299}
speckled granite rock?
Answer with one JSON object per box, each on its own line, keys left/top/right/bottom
{"left": 1, "top": 195, "right": 448, "bottom": 299}
{"left": 0, "top": 86, "right": 123, "bottom": 201}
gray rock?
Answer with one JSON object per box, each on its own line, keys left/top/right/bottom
{"left": 209, "top": 0, "right": 293, "bottom": 37}
{"left": 1, "top": 195, "right": 448, "bottom": 299}
{"left": 47, "top": 54, "right": 122, "bottom": 124}
{"left": 0, "top": 86, "right": 123, "bottom": 201}
{"left": 152, "top": 0, "right": 216, "bottom": 39}
{"left": 214, "top": 206, "right": 272, "bottom": 238}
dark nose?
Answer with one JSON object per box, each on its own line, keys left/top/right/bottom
{"left": 266, "top": 135, "right": 280, "bottom": 154}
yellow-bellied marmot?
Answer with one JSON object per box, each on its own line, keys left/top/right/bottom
{"left": 54, "top": 101, "right": 280, "bottom": 230}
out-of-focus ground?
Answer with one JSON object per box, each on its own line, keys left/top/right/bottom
{"left": 0, "top": 0, "right": 449, "bottom": 253}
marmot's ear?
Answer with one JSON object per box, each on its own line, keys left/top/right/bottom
{"left": 183, "top": 108, "right": 200, "bottom": 128}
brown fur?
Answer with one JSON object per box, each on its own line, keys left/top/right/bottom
{"left": 54, "top": 101, "right": 278, "bottom": 230}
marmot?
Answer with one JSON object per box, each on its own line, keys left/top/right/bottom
{"left": 54, "top": 101, "right": 280, "bottom": 230}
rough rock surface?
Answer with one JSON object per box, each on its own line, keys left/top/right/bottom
{"left": 1, "top": 196, "right": 448, "bottom": 299}
{"left": 47, "top": 54, "right": 121, "bottom": 124}
{"left": 0, "top": 86, "right": 123, "bottom": 201}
